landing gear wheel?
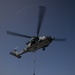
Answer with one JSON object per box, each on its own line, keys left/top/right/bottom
{"left": 43, "top": 47, "right": 45, "bottom": 51}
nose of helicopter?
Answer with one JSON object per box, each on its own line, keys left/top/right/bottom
{"left": 47, "top": 36, "right": 55, "bottom": 42}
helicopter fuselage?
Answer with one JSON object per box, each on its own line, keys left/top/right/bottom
{"left": 25, "top": 36, "right": 54, "bottom": 52}
{"left": 10, "top": 36, "right": 54, "bottom": 58}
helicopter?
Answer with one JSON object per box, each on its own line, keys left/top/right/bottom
{"left": 7, "top": 6, "right": 66, "bottom": 58}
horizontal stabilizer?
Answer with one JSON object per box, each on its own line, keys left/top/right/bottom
{"left": 10, "top": 51, "right": 21, "bottom": 58}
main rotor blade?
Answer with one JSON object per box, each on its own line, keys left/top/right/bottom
{"left": 37, "top": 6, "right": 46, "bottom": 36}
{"left": 54, "top": 38, "right": 67, "bottom": 41}
{"left": 7, "top": 31, "right": 33, "bottom": 38}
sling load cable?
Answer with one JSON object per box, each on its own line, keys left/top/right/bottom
{"left": 33, "top": 52, "right": 36, "bottom": 75}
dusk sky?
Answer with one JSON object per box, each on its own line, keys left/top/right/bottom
{"left": 0, "top": 0, "right": 75, "bottom": 75}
